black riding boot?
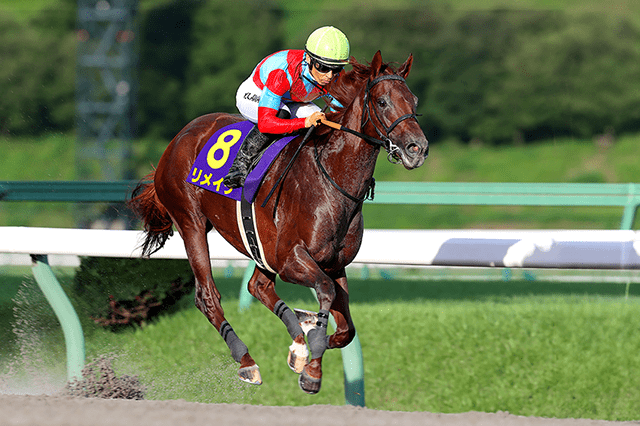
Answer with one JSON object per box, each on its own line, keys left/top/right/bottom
{"left": 223, "top": 110, "right": 291, "bottom": 189}
{"left": 222, "top": 126, "right": 273, "bottom": 189}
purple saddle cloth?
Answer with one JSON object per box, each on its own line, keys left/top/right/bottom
{"left": 186, "top": 121, "right": 296, "bottom": 203}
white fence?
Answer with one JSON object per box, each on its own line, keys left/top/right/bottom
{"left": 3, "top": 226, "right": 640, "bottom": 269}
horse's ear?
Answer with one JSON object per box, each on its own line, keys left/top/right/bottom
{"left": 398, "top": 54, "right": 413, "bottom": 79}
{"left": 371, "top": 50, "right": 383, "bottom": 76}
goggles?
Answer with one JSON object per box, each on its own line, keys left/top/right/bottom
{"left": 312, "top": 60, "right": 344, "bottom": 74}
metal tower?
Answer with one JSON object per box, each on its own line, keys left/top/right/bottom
{"left": 76, "top": 0, "right": 138, "bottom": 183}
{"left": 75, "top": 0, "right": 138, "bottom": 227}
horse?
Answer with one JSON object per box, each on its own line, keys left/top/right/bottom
{"left": 128, "top": 50, "right": 429, "bottom": 394}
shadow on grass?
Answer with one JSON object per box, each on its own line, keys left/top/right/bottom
{"left": 346, "top": 278, "right": 640, "bottom": 303}
{"left": 0, "top": 270, "right": 30, "bottom": 355}
{"left": 2, "top": 268, "right": 638, "bottom": 348}
{"left": 198, "top": 274, "right": 640, "bottom": 306}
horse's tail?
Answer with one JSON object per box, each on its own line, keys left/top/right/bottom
{"left": 128, "top": 170, "right": 174, "bottom": 257}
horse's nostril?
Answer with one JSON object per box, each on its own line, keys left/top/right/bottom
{"left": 407, "top": 143, "right": 429, "bottom": 158}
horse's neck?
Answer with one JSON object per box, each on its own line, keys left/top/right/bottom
{"left": 318, "top": 99, "right": 380, "bottom": 198}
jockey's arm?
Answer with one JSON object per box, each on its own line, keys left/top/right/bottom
{"left": 257, "top": 69, "right": 306, "bottom": 134}
{"left": 257, "top": 105, "right": 306, "bottom": 134}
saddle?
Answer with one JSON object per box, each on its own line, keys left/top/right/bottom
{"left": 187, "top": 120, "right": 297, "bottom": 204}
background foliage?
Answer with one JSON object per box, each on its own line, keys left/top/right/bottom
{"left": 1, "top": 0, "right": 639, "bottom": 144}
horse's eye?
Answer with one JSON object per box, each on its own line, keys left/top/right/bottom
{"left": 377, "top": 99, "right": 387, "bottom": 108}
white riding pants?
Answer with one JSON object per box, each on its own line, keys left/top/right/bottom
{"left": 235, "top": 76, "right": 321, "bottom": 123}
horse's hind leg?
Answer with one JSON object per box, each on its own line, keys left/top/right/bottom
{"left": 327, "top": 273, "right": 356, "bottom": 350}
{"left": 246, "top": 268, "right": 308, "bottom": 374}
{"left": 173, "top": 217, "right": 261, "bottom": 385}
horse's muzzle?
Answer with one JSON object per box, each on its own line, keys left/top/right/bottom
{"left": 402, "top": 138, "right": 429, "bottom": 169}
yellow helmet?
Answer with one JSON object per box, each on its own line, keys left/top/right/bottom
{"left": 305, "top": 26, "right": 350, "bottom": 66}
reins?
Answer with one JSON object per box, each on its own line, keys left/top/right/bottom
{"left": 313, "top": 140, "right": 375, "bottom": 204}
{"left": 261, "top": 103, "right": 331, "bottom": 209}
{"left": 261, "top": 119, "right": 318, "bottom": 209}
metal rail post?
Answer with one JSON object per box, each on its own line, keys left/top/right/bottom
{"left": 30, "top": 255, "right": 85, "bottom": 381}
{"left": 332, "top": 321, "right": 365, "bottom": 407}
{"left": 238, "top": 260, "right": 256, "bottom": 311}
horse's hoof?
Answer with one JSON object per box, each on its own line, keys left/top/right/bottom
{"left": 298, "top": 369, "right": 321, "bottom": 394}
{"left": 294, "top": 308, "right": 318, "bottom": 335}
{"left": 238, "top": 365, "right": 262, "bottom": 385}
{"left": 287, "top": 341, "right": 309, "bottom": 374}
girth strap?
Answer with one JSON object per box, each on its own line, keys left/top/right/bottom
{"left": 238, "top": 188, "right": 276, "bottom": 274}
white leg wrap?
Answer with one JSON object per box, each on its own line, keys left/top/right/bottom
{"left": 287, "top": 340, "right": 309, "bottom": 374}
{"left": 289, "top": 341, "right": 309, "bottom": 359}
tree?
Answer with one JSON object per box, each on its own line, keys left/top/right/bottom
{"left": 136, "top": 0, "right": 201, "bottom": 139}
{"left": 184, "top": 0, "right": 285, "bottom": 121}
{"left": 0, "top": 10, "right": 75, "bottom": 135}
{"left": 481, "top": 13, "right": 640, "bottom": 142}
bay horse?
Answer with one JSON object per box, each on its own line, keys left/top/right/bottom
{"left": 128, "top": 51, "right": 428, "bottom": 394}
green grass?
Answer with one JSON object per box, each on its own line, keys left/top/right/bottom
{"left": 0, "top": 267, "right": 27, "bottom": 352}
{"left": 2, "top": 266, "right": 640, "bottom": 420}
{"left": 86, "top": 290, "right": 640, "bottom": 420}
{"left": 358, "top": 297, "right": 640, "bottom": 418}
{"left": 364, "top": 134, "right": 640, "bottom": 229}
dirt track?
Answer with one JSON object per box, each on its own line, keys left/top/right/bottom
{"left": 1, "top": 395, "right": 638, "bottom": 426}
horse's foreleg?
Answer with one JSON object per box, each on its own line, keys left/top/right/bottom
{"left": 279, "top": 246, "right": 336, "bottom": 394}
{"left": 176, "top": 220, "right": 261, "bottom": 385}
{"left": 297, "top": 275, "right": 356, "bottom": 394}
{"left": 247, "top": 267, "right": 308, "bottom": 373}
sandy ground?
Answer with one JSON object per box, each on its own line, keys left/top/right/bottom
{"left": 1, "top": 395, "right": 638, "bottom": 426}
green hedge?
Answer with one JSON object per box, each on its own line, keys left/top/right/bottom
{"left": 72, "top": 257, "right": 194, "bottom": 329}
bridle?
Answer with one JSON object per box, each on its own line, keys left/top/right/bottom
{"left": 263, "top": 72, "right": 421, "bottom": 208}
{"left": 334, "top": 74, "right": 421, "bottom": 163}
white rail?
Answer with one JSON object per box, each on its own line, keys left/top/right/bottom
{"left": 2, "top": 227, "right": 640, "bottom": 269}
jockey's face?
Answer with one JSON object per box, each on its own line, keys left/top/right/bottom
{"left": 309, "top": 60, "right": 343, "bottom": 86}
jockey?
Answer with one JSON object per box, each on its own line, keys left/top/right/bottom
{"left": 223, "top": 26, "right": 350, "bottom": 189}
